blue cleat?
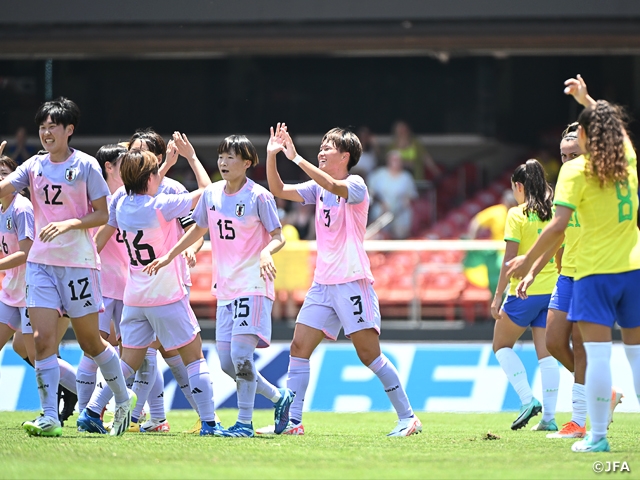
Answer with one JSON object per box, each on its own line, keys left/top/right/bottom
{"left": 200, "top": 420, "right": 225, "bottom": 436}
{"left": 77, "top": 408, "right": 107, "bottom": 434}
{"left": 530, "top": 418, "right": 558, "bottom": 431}
{"left": 511, "top": 398, "right": 542, "bottom": 430}
{"left": 215, "top": 421, "right": 254, "bottom": 438}
{"left": 274, "top": 388, "right": 295, "bottom": 435}
{"left": 571, "top": 432, "right": 611, "bottom": 453}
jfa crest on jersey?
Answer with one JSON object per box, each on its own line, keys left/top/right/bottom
{"left": 5, "top": 217, "right": 11, "bottom": 231}
{"left": 191, "top": 179, "right": 281, "bottom": 301}
{"left": 65, "top": 167, "right": 79, "bottom": 182}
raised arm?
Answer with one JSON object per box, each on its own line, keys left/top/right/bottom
{"left": 564, "top": 74, "right": 597, "bottom": 108}
{"left": 173, "top": 132, "right": 212, "bottom": 189}
{"left": 278, "top": 125, "right": 350, "bottom": 199}
{"left": 266, "top": 124, "right": 304, "bottom": 202}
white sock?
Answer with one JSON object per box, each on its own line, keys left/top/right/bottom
{"left": 131, "top": 349, "right": 157, "bottom": 422}
{"left": 231, "top": 336, "right": 259, "bottom": 424}
{"left": 93, "top": 345, "right": 129, "bottom": 404}
{"left": 148, "top": 366, "right": 167, "bottom": 420}
{"left": 35, "top": 354, "right": 60, "bottom": 419}
{"left": 538, "top": 356, "right": 559, "bottom": 422}
{"left": 584, "top": 342, "right": 612, "bottom": 442}
{"left": 76, "top": 355, "right": 98, "bottom": 412}
{"left": 286, "top": 356, "right": 310, "bottom": 423}
{"left": 571, "top": 382, "right": 587, "bottom": 427}
{"left": 86, "top": 360, "right": 135, "bottom": 413}
{"left": 369, "top": 354, "right": 413, "bottom": 419}
{"left": 57, "top": 357, "right": 77, "bottom": 394}
{"left": 165, "top": 354, "right": 199, "bottom": 414}
{"left": 495, "top": 347, "right": 533, "bottom": 405}
{"left": 623, "top": 344, "right": 640, "bottom": 406}
{"left": 186, "top": 359, "right": 215, "bottom": 423}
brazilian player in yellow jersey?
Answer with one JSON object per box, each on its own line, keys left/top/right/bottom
{"left": 508, "top": 77, "right": 640, "bottom": 454}
{"left": 491, "top": 159, "right": 559, "bottom": 432}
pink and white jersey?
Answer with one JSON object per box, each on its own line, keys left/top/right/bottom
{"left": 113, "top": 192, "right": 192, "bottom": 307}
{"left": 8, "top": 150, "right": 109, "bottom": 269}
{"left": 296, "top": 175, "right": 373, "bottom": 285}
{"left": 99, "top": 193, "right": 130, "bottom": 300}
{"left": 0, "top": 194, "right": 34, "bottom": 307}
{"left": 192, "top": 178, "right": 281, "bottom": 301}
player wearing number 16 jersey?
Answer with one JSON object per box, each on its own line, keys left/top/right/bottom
{"left": 262, "top": 124, "right": 420, "bottom": 437}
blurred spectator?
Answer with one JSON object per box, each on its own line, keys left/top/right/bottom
{"left": 7, "top": 127, "right": 36, "bottom": 164}
{"left": 368, "top": 150, "right": 418, "bottom": 239}
{"left": 272, "top": 223, "right": 311, "bottom": 322}
{"left": 351, "top": 126, "right": 379, "bottom": 179}
{"left": 389, "top": 120, "right": 440, "bottom": 182}
{"left": 463, "top": 190, "right": 518, "bottom": 295}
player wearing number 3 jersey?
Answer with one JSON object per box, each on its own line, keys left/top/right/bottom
{"left": 261, "top": 124, "right": 421, "bottom": 437}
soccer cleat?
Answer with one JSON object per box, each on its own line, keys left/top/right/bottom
{"left": 77, "top": 409, "right": 108, "bottom": 434}
{"left": 546, "top": 421, "right": 587, "bottom": 439}
{"left": 530, "top": 419, "right": 558, "bottom": 431}
{"left": 200, "top": 421, "right": 225, "bottom": 436}
{"left": 511, "top": 398, "right": 542, "bottom": 430}
{"left": 387, "top": 415, "right": 422, "bottom": 437}
{"left": 23, "top": 415, "right": 63, "bottom": 437}
{"left": 273, "top": 388, "right": 295, "bottom": 434}
{"left": 571, "top": 432, "right": 610, "bottom": 453}
{"left": 140, "top": 418, "right": 170, "bottom": 433}
{"left": 215, "top": 421, "right": 255, "bottom": 438}
{"left": 255, "top": 421, "right": 305, "bottom": 435}
{"left": 58, "top": 385, "right": 78, "bottom": 427}
{"left": 109, "top": 390, "right": 137, "bottom": 437}
{"left": 184, "top": 413, "right": 222, "bottom": 434}
{"left": 608, "top": 388, "right": 623, "bottom": 427}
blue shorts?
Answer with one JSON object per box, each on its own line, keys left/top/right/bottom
{"left": 502, "top": 294, "right": 551, "bottom": 328}
{"left": 568, "top": 270, "right": 640, "bottom": 328}
{"left": 549, "top": 275, "right": 574, "bottom": 313}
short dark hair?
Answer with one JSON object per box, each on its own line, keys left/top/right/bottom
{"left": 321, "top": 128, "right": 362, "bottom": 171}
{"left": 96, "top": 144, "right": 127, "bottom": 180}
{"left": 120, "top": 149, "right": 159, "bottom": 195}
{"left": 561, "top": 122, "right": 579, "bottom": 141}
{"left": 217, "top": 135, "right": 259, "bottom": 167}
{"left": 128, "top": 128, "right": 166, "bottom": 159}
{"left": 34, "top": 97, "right": 81, "bottom": 141}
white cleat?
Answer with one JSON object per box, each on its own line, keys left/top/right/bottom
{"left": 110, "top": 390, "right": 137, "bottom": 437}
{"left": 256, "top": 421, "right": 305, "bottom": 436}
{"left": 387, "top": 415, "right": 422, "bottom": 437}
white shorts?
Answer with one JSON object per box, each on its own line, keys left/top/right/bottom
{"left": 26, "top": 262, "right": 103, "bottom": 318}
{"left": 99, "top": 297, "right": 124, "bottom": 337}
{"left": 0, "top": 301, "right": 28, "bottom": 332}
{"left": 297, "top": 280, "right": 381, "bottom": 340}
{"left": 120, "top": 295, "right": 201, "bottom": 351}
{"left": 216, "top": 295, "right": 273, "bottom": 348}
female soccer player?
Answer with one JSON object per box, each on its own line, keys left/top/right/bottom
{"left": 81, "top": 149, "right": 220, "bottom": 436}
{"left": 491, "top": 159, "right": 560, "bottom": 431}
{"left": 145, "top": 135, "right": 294, "bottom": 438}
{"left": 74, "top": 144, "right": 129, "bottom": 413}
{"left": 0, "top": 98, "right": 132, "bottom": 437}
{"left": 258, "top": 124, "right": 421, "bottom": 437}
{"left": 508, "top": 77, "right": 640, "bottom": 453}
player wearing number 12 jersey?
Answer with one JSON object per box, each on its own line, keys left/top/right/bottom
{"left": 262, "top": 124, "right": 421, "bottom": 437}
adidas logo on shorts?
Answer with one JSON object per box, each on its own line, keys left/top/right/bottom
{"left": 83, "top": 300, "right": 92, "bottom": 307}
{"left": 357, "top": 317, "right": 365, "bottom": 323}
{"left": 239, "top": 320, "right": 248, "bottom": 327}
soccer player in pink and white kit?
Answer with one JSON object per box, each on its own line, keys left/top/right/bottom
{"left": 260, "top": 124, "right": 422, "bottom": 436}
{"left": 145, "top": 135, "right": 295, "bottom": 437}
{"left": 0, "top": 98, "right": 132, "bottom": 437}
{"left": 82, "top": 148, "right": 221, "bottom": 436}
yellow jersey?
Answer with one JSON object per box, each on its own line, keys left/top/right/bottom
{"left": 504, "top": 204, "right": 559, "bottom": 295}
{"left": 560, "top": 208, "right": 581, "bottom": 277}
{"left": 475, "top": 204, "right": 508, "bottom": 241}
{"left": 554, "top": 141, "right": 640, "bottom": 280}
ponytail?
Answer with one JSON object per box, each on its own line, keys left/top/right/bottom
{"left": 511, "top": 159, "right": 554, "bottom": 222}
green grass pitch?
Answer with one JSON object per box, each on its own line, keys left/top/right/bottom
{"left": 1, "top": 411, "right": 638, "bottom": 479}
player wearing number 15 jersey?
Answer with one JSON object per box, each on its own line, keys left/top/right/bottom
{"left": 145, "top": 135, "right": 293, "bottom": 438}
{"left": 262, "top": 124, "right": 420, "bottom": 437}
